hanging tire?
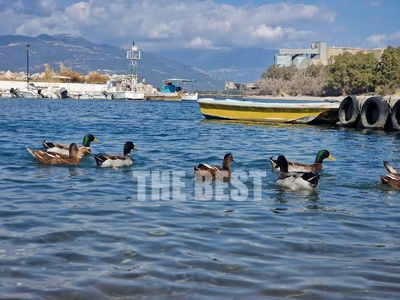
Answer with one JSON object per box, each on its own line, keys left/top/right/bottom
{"left": 338, "top": 95, "right": 360, "bottom": 126}
{"left": 389, "top": 100, "right": 400, "bottom": 130}
{"left": 360, "top": 96, "right": 390, "bottom": 129}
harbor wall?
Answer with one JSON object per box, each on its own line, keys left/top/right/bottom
{"left": 0, "top": 80, "right": 106, "bottom": 94}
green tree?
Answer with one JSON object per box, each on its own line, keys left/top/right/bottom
{"left": 375, "top": 46, "right": 400, "bottom": 94}
{"left": 305, "top": 64, "right": 326, "bottom": 78}
{"left": 349, "top": 52, "right": 377, "bottom": 94}
{"left": 328, "top": 52, "right": 377, "bottom": 95}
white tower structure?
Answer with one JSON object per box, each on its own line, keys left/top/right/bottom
{"left": 126, "top": 41, "right": 141, "bottom": 90}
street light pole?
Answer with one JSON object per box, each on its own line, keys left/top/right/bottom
{"left": 26, "top": 44, "right": 30, "bottom": 87}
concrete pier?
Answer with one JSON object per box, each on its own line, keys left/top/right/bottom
{"left": 0, "top": 80, "right": 107, "bottom": 98}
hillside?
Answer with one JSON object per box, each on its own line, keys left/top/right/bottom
{"left": 0, "top": 34, "right": 223, "bottom": 90}
{"left": 151, "top": 48, "right": 276, "bottom": 83}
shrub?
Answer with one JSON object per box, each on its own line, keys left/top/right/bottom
{"left": 86, "top": 72, "right": 108, "bottom": 84}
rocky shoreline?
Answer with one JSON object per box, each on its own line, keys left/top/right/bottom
{"left": 0, "top": 70, "right": 46, "bottom": 82}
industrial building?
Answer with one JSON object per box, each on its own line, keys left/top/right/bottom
{"left": 274, "top": 41, "right": 385, "bottom": 68}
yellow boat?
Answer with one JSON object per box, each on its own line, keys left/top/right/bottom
{"left": 197, "top": 98, "right": 340, "bottom": 124}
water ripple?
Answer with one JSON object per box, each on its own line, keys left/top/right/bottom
{"left": 1, "top": 98, "right": 400, "bottom": 299}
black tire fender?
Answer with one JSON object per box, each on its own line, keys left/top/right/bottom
{"left": 389, "top": 99, "right": 400, "bottom": 130}
{"left": 338, "top": 95, "right": 359, "bottom": 126}
{"left": 360, "top": 96, "right": 390, "bottom": 129}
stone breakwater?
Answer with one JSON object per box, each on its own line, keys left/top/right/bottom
{"left": 0, "top": 70, "right": 46, "bottom": 82}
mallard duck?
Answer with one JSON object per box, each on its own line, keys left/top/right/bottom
{"left": 275, "top": 155, "right": 320, "bottom": 190}
{"left": 94, "top": 141, "right": 138, "bottom": 168}
{"left": 380, "top": 161, "right": 400, "bottom": 189}
{"left": 42, "top": 134, "right": 100, "bottom": 156}
{"left": 27, "top": 143, "right": 84, "bottom": 165}
{"left": 269, "top": 149, "right": 335, "bottom": 172}
{"left": 194, "top": 153, "right": 235, "bottom": 180}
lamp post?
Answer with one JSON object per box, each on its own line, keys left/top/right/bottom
{"left": 26, "top": 44, "right": 30, "bottom": 87}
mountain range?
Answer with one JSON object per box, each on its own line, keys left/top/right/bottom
{"left": 0, "top": 34, "right": 275, "bottom": 90}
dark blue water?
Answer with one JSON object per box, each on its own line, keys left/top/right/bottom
{"left": 1, "top": 98, "right": 400, "bottom": 299}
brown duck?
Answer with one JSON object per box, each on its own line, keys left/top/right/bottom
{"left": 194, "top": 153, "right": 235, "bottom": 180}
{"left": 380, "top": 161, "right": 400, "bottom": 189}
{"left": 28, "top": 143, "right": 84, "bottom": 165}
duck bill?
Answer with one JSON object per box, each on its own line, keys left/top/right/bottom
{"left": 94, "top": 138, "right": 100, "bottom": 143}
{"left": 133, "top": 146, "right": 139, "bottom": 151}
{"left": 328, "top": 155, "right": 336, "bottom": 161}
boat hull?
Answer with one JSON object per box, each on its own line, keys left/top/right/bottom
{"left": 181, "top": 92, "right": 198, "bottom": 101}
{"left": 197, "top": 98, "right": 340, "bottom": 124}
{"left": 111, "top": 91, "right": 145, "bottom": 100}
{"left": 147, "top": 92, "right": 181, "bottom": 101}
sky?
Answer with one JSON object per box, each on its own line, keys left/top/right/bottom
{"left": 0, "top": 0, "right": 398, "bottom": 52}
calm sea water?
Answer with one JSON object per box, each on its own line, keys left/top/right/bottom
{"left": 1, "top": 98, "right": 400, "bottom": 299}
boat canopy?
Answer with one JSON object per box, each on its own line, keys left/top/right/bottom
{"left": 165, "top": 78, "right": 197, "bottom": 83}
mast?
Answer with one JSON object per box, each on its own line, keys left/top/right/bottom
{"left": 26, "top": 44, "right": 30, "bottom": 88}
{"left": 126, "top": 41, "right": 141, "bottom": 91}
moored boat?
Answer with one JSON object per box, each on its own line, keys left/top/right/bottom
{"left": 197, "top": 98, "right": 340, "bottom": 124}
{"left": 150, "top": 80, "right": 181, "bottom": 101}
{"left": 181, "top": 92, "right": 198, "bottom": 101}
{"left": 111, "top": 90, "right": 145, "bottom": 100}
{"left": 180, "top": 79, "right": 198, "bottom": 101}
{"left": 149, "top": 79, "right": 197, "bottom": 101}
{"left": 39, "top": 76, "right": 71, "bottom": 99}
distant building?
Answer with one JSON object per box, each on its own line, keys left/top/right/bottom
{"left": 224, "top": 80, "right": 255, "bottom": 91}
{"left": 274, "top": 41, "right": 385, "bottom": 68}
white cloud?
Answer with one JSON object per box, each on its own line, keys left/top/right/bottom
{"left": 366, "top": 34, "right": 387, "bottom": 47}
{"left": 389, "top": 31, "right": 400, "bottom": 44}
{"left": 252, "top": 25, "right": 283, "bottom": 40}
{"left": 365, "top": 30, "right": 400, "bottom": 49}
{"left": 188, "top": 37, "right": 213, "bottom": 49}
{"left": 368, "top": 1, "right": 382, "bottom": 8}
{"left": 0, "top": 0, "right": 341, "bottom": 50}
